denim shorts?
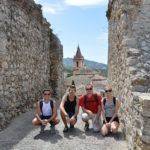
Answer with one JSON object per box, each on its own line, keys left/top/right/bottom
{"left": 67, "top": 112, "right": 77, "bottom": 120}
{"left": 103, "top": 117, "right": 119, "bottom": 124}
{"left": 40, "top": 115, "right": 51, "bottom": 120}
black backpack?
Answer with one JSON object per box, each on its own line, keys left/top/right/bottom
{"left": 39, "top": 100, "right": 54, "bottom": 114}
{"left": 103, "top": 97, "right": 116, "bottom": 106}
{"left": 84, "top": 94, "right": 98, "bottom": 107}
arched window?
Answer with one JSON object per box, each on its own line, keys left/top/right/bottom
{"left": 76, "top": 61, "right": 79, "bottom": 67}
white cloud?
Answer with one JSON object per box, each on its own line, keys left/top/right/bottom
{"left": 34, "top": 0, "right": 108, "bottom": 15}
{"left": 34, "top": 1, "right": 65, "bottom": 15}
{"left": 34, "top": 0, "right": 40, "bottom": 3}
{"left": 65, "top": 0, "right": 108, "bottom": 6}
{"left": 41, "top": 3, "right": 65, "bottom": 15}
{"left": 42, "top": 4, "right": 58, "bottom": 14}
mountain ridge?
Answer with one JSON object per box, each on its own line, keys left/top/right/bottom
{"left": 63, "top": 58, "right": 107, "bottom": 70}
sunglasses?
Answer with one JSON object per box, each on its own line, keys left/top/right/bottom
{"left": 44, "top": 93, "right": 50, "bottom": 95}
{"left": 86, "top": 88, "right": 93, "bottom": 91}
{"left": 105, "top": 89, "right": 112, "bottom": 93}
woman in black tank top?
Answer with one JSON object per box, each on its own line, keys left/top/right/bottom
{"left": 60, "top": 85, "right": 79, "bottom": 132}
{"left": 64, "top": 95, "right": 77, "bottom": 116}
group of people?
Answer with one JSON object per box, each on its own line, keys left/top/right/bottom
{"left": 32, "top": 83, "right": 120, "bottom": 136}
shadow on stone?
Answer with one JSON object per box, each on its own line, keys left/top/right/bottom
{"left": 63, "top": 128, "right": 86, "bottom": 140}
{"left": 34, "top": 129, "right": 63, "bottom": 143}
{"left": 84, "top": 128, "right": 103, "bottom": 139}
{"left": 0, "top": 110, "right": 35, "bottom": 150}
{"left": 105, "top": 131, "right": 125, "bottom": 141}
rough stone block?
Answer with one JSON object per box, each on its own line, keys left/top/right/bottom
{"left": 142, "top": 135, "right": 150, "bottom": 144}
{"left": 143, "top": 0, "right": 150, "bottom": 5}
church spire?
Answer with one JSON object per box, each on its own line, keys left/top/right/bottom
{"left": 73, "top": 45, "right": 85, "bottom": 75}
{"left": 74, "top": 45, "right": 84, "bottom": 59}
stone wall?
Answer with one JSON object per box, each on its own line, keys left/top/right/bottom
{"left": 131, "top": 93, "right": 150, "bottom": 150}
{"left": 50, "top": 33, "right": 64, "bottom": 100}
{"left": 0, "top": 0, "right": 63, "bottom": 130}
{"left": 107, "top": 0, "right": 150, "bottom": 149}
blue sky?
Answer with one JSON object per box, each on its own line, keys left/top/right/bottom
{"left": 35, "top": 0, "right": 108, "bottom": 64}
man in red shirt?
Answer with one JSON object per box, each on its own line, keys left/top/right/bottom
{"left": 79, "top": 84, "right": 102, "bottom": 132}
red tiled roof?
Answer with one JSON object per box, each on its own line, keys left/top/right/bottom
{"left": 91, "top": 75, "right": 106, "bottom": 81}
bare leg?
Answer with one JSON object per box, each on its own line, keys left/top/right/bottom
{"left": 32, "top": 116, "right": 59, "bottom": 126}
{"left": 60, "top": 111, "right": 68, "bottom": 127}
{"left": 32, "top": 117, "right": 41, "bottom": 126}
{"left": 101, "top": 124, "right": 109, "bottom": 136}
{"left": 110, "top": 121, "right": 119, "bottom": 133}
{"left": 51, "top": 117, "right": 60, "bottom": 125}
{"left": 70, "top": 117, "right": 77, "bottom": 125}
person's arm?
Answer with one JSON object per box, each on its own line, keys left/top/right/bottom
{"left": 97, "top": 104, "right": 101, "bottom": 116}
{"left": 72, "top": 97, "right": 79, "bottom": 118}
{"left": 100, "top": 98, "right": 107, "bottom": 123}
{"left": 35, "top": 101, "right": 43, "bottom": 123}
{"left": 102, "top": 105, "right": 107, "bottom": 123}
{"left": 82, "top": 107, "right": 94, "bottom": 116}
{"left": 97, "top": 95, "right": 102, "bottom": 115}
{"left": 60, "top": 95, "right": 68, "bottom": 117}
{"left": 47, "top": 101, "right": 57, "bottom": 122}
{"left": 109, "top": 99, "right": 120, "bottom": 123}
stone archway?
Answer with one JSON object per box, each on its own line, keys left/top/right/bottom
{"left": 107, "top": 0, "right": 150, "bottom": 149}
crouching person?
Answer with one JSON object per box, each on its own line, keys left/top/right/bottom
{"left": 32, "top": 89, "right": 59, "bottom": 133}
{"left": 101, "top": 86, "right": 120, "bottom": 136}
{"left": 60, "top": 85, "right": 78, "bottom": 132}
{"left": 79, "top": 84, "right": 102, "bottom": 132}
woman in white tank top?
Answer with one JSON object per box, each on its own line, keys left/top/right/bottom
{"left": 32, "top": 89, "right": 59, "bottom": 133}
{"left": 42, "top": 101, "right": 52, "bottom": 117}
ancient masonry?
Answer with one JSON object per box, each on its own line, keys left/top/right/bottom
{"left": 0, "top": 0, "right": 63, "bottom": 129}
{"left": 107, "top": 0, "right": 150, "bottom": 150}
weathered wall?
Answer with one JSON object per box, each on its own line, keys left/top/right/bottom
{"left": 107, "top": 0, "right": 150, "bottom": 149}
{"left": 0, "top": 0, "right": 63, "bottom": 129}
{"left": 50, "top": 33, "right": 64, "bottom": 100}
{"left": 131, "top": 92, "right": 150, "bottom": 150}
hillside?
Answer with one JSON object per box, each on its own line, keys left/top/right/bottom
{"left": 63, "top": 58, "right": 107, "bottom": 71}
